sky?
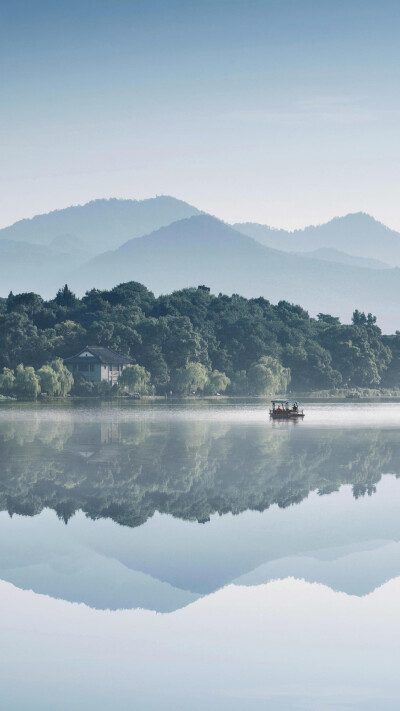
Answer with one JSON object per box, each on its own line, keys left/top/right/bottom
{"left": 1, "top": 0, "right": 400, "bottom": 230}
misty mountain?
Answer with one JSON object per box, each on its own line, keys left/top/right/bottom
{"left": 297, "top": 247, "right": 391, "bottom": 270}
{"left": 0, "top": 196, "right": 201, "bottom": 256}
{"left": 234, "top": 213, "right": 400, "bottom": 267}
{"left": 71, "top": 214, "right": 400, "bottom": 332}
{"left": 3, "top": 201, "right": 400, "bottom": 331}
{"left": 0, "top": 240, "right": 85, "bottom": 297}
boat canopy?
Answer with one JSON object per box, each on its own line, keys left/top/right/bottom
{"left": 271, "top": 399, "right": 300, "bottom": 405}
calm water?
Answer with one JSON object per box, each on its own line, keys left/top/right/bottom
{"left": 1, "top": 400, "right": 400, "bottom": 710}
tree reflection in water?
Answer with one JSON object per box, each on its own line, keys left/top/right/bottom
{"left": 1, "top": 414, "right": 399, "bottom": 528}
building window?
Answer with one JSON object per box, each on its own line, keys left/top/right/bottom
{"left": 89, "top": 364, "right": 94, "bottom": 372}
{"left": 79, "top": 363, "right": 89, "bottom": 372}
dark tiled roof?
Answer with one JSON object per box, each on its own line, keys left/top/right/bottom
{"left": 64, "top": 346, "right": 132, "bottom": 365}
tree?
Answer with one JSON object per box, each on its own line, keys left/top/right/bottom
{"left": 352, "top": 310, "right": 367, "bottom": 326}
{"left": 49, "top": 358, "right": 74, "bottom": 396}
{"left": 230, "top": 370, "right": 249, "bottom": 395}
{"left": 55, "top": 284, "right": 77, "bottom": 308}
{"left": 317, "top": 313, "right": 340, "bottom": 326}
{"left": 352, "top": 310, "right": 377, "bottom": 328}
{"left": 0, "top": 367, "right": 15, "bottom": 394}
{"left": 173, "top": 362, "right": 209, "bottom": 395}
{"left": 105, "top": 281, "right": 155, "bottom": 311}
{"left": 54, "top": 320, "right": 86, "bottom": 355}
{"left": 0, "top": 280, "right": 399, "bottom": 396}
{"left": 0, "top": 312, "right": 57, "bottom": 370}
{"left": 118, "top": 364, "right": 152, "bottom": 394}
{"left": 283, "top": 340, "right": 342, "bottom": 390}
{"left": 37, "top": 365, "right": 59, "bottom": 396}
{"left": 7, "top": 292, "right": 44, "bottom": 316}
{"left": 71, "top": 374, "right": 96, "bottom": 396}
{"left": 320, "top": 324, "right": 391, "bottom": 387}
{"left": 205, "top": 370, "right": 231, "bottom": 395}
{"left": 14, "top": 364, "right": 41, "bottom": 400}
{"left": 248, "top": 356, "right": 291, "bottom": 396}
{"left": 138, "top": 344, "right": 169, "bottom": 391}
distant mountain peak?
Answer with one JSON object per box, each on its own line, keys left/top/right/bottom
{"left": 118, "top": 213, "right": 255, "bottom": 252}
{"left": 2, "top": 195, "right": 200, "bottom": 227}
{"left": 234, "top": 211, "right": 400, "bottom": 269}
{"left": 0, "top": 195, "right": 201, "bottom": 254}
{"left": 301, "top": 211, "right": 390, "bottom": 233}
{"left": 235, "top": 211, "right": 392, "bottom": 236}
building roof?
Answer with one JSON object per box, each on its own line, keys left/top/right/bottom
{"left": 64, "top": 346, "right": 132, "bottom": 365}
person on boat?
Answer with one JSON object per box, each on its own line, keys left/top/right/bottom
{"left": 285, "top": 402, "right": 289, "bottom": 412}
{"left": 276, "top": 405, "right": 282, "bottom": 412}
{"left": 292, "top": 403, "right": 298, "bottom": 413}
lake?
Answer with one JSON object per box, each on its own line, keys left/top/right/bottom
{"left": 1, "top": 400, "right": 400, "bottom": 710}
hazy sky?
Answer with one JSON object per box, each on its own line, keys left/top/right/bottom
{"left": 1, "top": 0, "right": 400, "bottom": 230}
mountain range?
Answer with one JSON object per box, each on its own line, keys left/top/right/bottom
{"left": 234, "top": 212, "right": 400, "bottom": 265}
{"left": 1, "top": 197, "right": 400, "bottom": 332}
{"left": 0, "top": 196, "right": 200, "bottom": 255}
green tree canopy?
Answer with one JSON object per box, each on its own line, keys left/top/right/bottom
{"left": 49, "top": 358, "right": 74, "bottom": 396}
{"left": 0, "top": 367, "right": 15, "bottom": 394}
{"left": 248, "top": 356, "right": 291, "bottom": 396}
{"left": 205, "top": 370, "right": 231, "bottom": 395}
{"left": 0, "top": 280, "right": 398, "bottom": 394}
{"left": 15, "top": 364, "right": 41, "bottom": 400}
{"left": 37, "top": 365, "right": 59, "bottom": 397}
{"left": 173, "top": 362, "right": 209, "bottom": 395}
{"left": 119, "top": 364, "right": 152, "bottom": 394}
{"left": 55, "top": 284, "right": 77, "bottom": 308}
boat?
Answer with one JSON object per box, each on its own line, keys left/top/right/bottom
{"left": 269, "top": 399, "right": 305, "bottom": 419}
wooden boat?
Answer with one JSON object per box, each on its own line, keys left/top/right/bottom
{"left": 269, "top": 399, "right": 305, "bottom": 419}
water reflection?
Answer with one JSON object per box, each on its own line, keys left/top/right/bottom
{"left": 1, "top": 404, "right": 400, "bottom": 612}
{"left": 1, "top": 412, "right": 399, "bottom": 527}
{"left": 2, "top": 403, "right": 400, "bottom": 710}
{"left": 1, "top": 577, "right": 400, "bottom": 711}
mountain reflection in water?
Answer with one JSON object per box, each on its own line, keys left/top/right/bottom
{"left": 1, "top": 403, "right": 400, "bottom": 612}
{"left": 2, "top": 403, "right": 400, "bottom": 709}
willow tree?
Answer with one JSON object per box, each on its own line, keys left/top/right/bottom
{"left": 205, "top": 370, "right": 231, "bottom": 395}
{"left": 248, "top": 356, "right": 291, "bottom": 396}
{"left": 0, "top": 367, "right": 15, "bottom": 394}
{"left": 119, "top": 364, "right": 152, "bottom": 394}
{"left": 37, "top": 365, "right": 59, "bottom": 397}
{"left": 50, "top": 358, "right": 74, "bottom": 396}
{"left": 15, "top": 364, "right": 41, "bottom": 400}
{"left": 173, "top": 362, "right": 209, "bottom": 395}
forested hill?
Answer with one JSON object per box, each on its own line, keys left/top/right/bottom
{"left": 2, "top": 203, "right": 400, "bottom": 331}
{"left": 1, "top": 281, "right": 400, "bottom": 394}
{"left": 71, "top": 214, "right": 400, "bottom": 333}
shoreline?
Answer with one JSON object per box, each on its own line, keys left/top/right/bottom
{"left": 3, "top": 392, "right": 400, "bottom": 405}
